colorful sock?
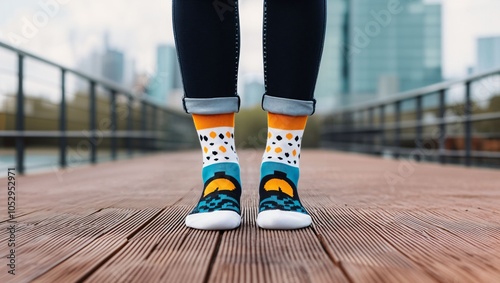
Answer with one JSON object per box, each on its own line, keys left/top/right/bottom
{"left": 257, "top": 112, "right": 312, "bottom": 229}
{"left": 185, "top": 113, "right": 242, "bottom": 230}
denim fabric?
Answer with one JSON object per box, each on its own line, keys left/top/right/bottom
{"left": 173, "top": 0, "right": 326, "bottom": 115}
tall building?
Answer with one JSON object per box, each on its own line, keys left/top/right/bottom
{"left": 79, "top": 50, "right": 102, "bottom": 79}
{"left": 102, "top": 49, "right": 124, "bottom": 84}
{"left": 241, "top": 75, "right": 265, "bottom": 108}
{"left": 315, "top": 0, "right": 442, "bottom": 111}
{"left": 315, "top": 0, "right": 349, "bottom": 112}
{"left": 147, "top": 44, "right": 182, "bottom": 106}
{"left": 77, "top": 33, "right": 134, "bottom": 90}
{"left": 101, "top": 32, "right": 125, "bottom": 84}
{"left": 476, "top": 36, "right": 500, "bottom": 73}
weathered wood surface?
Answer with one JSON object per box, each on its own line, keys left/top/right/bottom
{"left": 1, "top": 150, "right": 499, "bottom": 283}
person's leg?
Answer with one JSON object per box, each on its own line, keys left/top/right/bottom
{"left": 258, "top": 0, "right": 326, "bottom": 229}
{"left": 173, "top": 0, "right": 241, "bottom": 230}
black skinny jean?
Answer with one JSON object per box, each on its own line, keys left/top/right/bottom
{"left": 173, "top": 0, "right": 326, "bottom": 116}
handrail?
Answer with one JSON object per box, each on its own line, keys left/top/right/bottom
{"left": 0, "top": 41, "right": 143, "bottom": 102}
{"left": 322, "top": 66, "right": 500, "bottom": 168}
{"left": 333, "top": 67, "right": 500, "bottom": 114}
{"left": 0, "top": 40, "right": 197, "bottom": 174}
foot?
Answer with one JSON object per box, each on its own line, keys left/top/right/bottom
{"left": 257, "top": 113, "right": 311, "bottom": 229}
{"left": 186, "top": 113, "right": 242, "bottom": 230}
{"left": 257, "top": 166, "right": 311, "bottom": 229}
{"left": 186, "top": 166, "right": 242, "bottom": 230}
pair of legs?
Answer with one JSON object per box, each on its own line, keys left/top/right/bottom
{"left": 172, "top": 0, "right": 326, "bottom": 230}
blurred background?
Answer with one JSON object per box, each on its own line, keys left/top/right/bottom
{"left": 1, "top": 0, "right": 500, "bottom": 173}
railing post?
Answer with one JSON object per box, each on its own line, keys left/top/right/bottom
{"left": 368, "top": 107, "right": 374, "bottom": 153}
{"left": 354, "top": 111, "right": 359, "bottom": 147}
{"left": 89, "top": 81, "right": 97, "bottom": 163}
{"left": 328, "top": 114, "right": 334, "bottom": 146}
{"left": 127, "top": 95, "right": 133, "bottom": 156}
{"left": 141, "top": 101, "right": 147, "bottom": 152}
{"left": 59, "top": 69, "right": 67, "bottom": 168}
{"left": 347, "top": 111, "right": 354, "bottom": 148}
{"left": 380, "top": 104, "right": 385, "bottom": 154}
{"left": 110, "top": 90, "right": 117, "bottom": 160}
{"left": 160, "top": 109, "right": 165, "bottom": 149}
{"left": 342, "top": 111, "right": 349, "bottom": 147}
{"left": 415, "top": 95, "right": 423, "bottom": 162}
{"left": 464, "top": 81, "right": 472, "bottom": 166}
{"left": 438, "top": 89, "right": 446, "bottom": 164}
{"left": 358, "top": 110, "right": 364, "bottom": 147}
{"left": 152, "top": 105, "right": 158, "bottom": 150}
{"left": 351, "top": 111, "right": 356, "bottom": 146}
{"left": 15, "top": 54, "right": 25, "bottom": 174}
{"left": 394, "top": 100, "right": 401, "bottom": 159}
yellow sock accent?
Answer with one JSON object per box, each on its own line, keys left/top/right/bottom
{"left": 268, "top": 113, "right": 307, "bottom": 130}
{"left": 192, "top": 113, "right": 235, "bottom": 130}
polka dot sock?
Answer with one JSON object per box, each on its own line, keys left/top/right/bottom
{"left": 185, "top": 113, "right": 241, "bottom": 230}
{"left": 257, "top": 112, "right": 312, "bottom": 229}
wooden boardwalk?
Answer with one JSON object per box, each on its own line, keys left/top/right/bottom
{"left": 1, "top": 150, "right": 500, "bottom": 283}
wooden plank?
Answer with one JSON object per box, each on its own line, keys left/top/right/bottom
{"left": 202, "top": 164, "right": 350, "bottom": 283}
{"left": 85, "top": 206, "right": 218, "bottom": 283}
{"left": 207, "top": 205, "right": 350, "bottom": 283}
{"left": 0, "top": 209, "right": 100, "bottom": 255}
{"left": 408, "top": 209, "right": 500, "bottom": 251}
{"left": 32, "top": 208, "right": 161, "bottom": 282}
{"left": 0, "top": 151, "right": 203, "bottom": 282}
{"left": 0, "top": 150, "right": 498, "bottom": 282}
{"left": 311, "top": 207, "right": 437, "bottom": 283}
{"left": 298, "top": 150, "right": 500, "bottom": 283}
{"left": 0, "top": 209, "right": 45, "bottom": 223}
{"left": 354, "top": 207, "right": 500, "bottom": 282}
{"left": 10, "top": 152, "right": 202, "bottom": 212}
{"left": 0, "top": 208, "right": 136, "bottom": 282}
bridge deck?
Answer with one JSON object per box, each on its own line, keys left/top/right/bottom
{"left": 1, "top": 150, "right": 500, "bottom": 283}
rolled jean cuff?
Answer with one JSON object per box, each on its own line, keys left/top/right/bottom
{"left": 183, "top": 96, "right": 240, "bottom": 114}
{"left": 261, "top": 94, "right": 316, "bottom": 116}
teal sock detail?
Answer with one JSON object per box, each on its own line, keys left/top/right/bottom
{"left": 260, "top": 162, "right": 299, "bottom": 185}
{"left": 202, "top": 162, "right": 241, "bottom": 184}
{"left": 191, "top": 162, "right": 241, "bottom": 215}
{"left": 259, "top": 162, "right": 308, "bottom": 214}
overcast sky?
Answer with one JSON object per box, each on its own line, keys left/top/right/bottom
{"left": 1, "top": 0, "right": 499, "bottom": 80}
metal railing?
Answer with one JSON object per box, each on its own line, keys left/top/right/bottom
{"left": 321, "top": 67, "right": 500, "bottom": 167}
{"left": 0, "top": 41, "right": 197, "bottom": 174}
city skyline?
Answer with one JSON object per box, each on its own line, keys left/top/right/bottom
{"left": 1, "top": 0, "right": 500, "bottom": 111}
{"left": 316, "top": 0, "right": 443, "bottom": 110}
{"left": 1, "top": 0, "right": 499, "bottom": 76}
{"left": 146, "top": 44, "right": 182, "bottom": 106}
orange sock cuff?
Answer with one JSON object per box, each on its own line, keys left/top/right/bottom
{"left": 192, "top": 113, "right": 235, "bottom": 130}
{"left": 268, "top": 112, "right": 307, "bottom": 130}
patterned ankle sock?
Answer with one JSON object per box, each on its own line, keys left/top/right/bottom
{"left": 185, "top": 113, "right": 241, "bottom": 230}
{"left": 256, "top": 112, "right": 312, "bottom": 229}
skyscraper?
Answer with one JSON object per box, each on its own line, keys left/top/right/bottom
{"left": 241, "top": 75, "right": 265, "bottom": 108}
{"left": 315, "top": 0, "right": 442, "bottom": 111}
{"left": 102, "top": 49, "right": 124, "bottom": 84}
{"left": 476, "top": 36, "right": 500, "bottom": 73}
{"left": 77, "top": 33, "right": 132, "bottom": 90}
{"left": 315, "top": 0, "right": 349, "bottom": 112}
{"left": 147, "top": 44, "right": 182, "bottom": 105}
{"left": 101, "top": 32, "right": 125, "bottom": 84}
